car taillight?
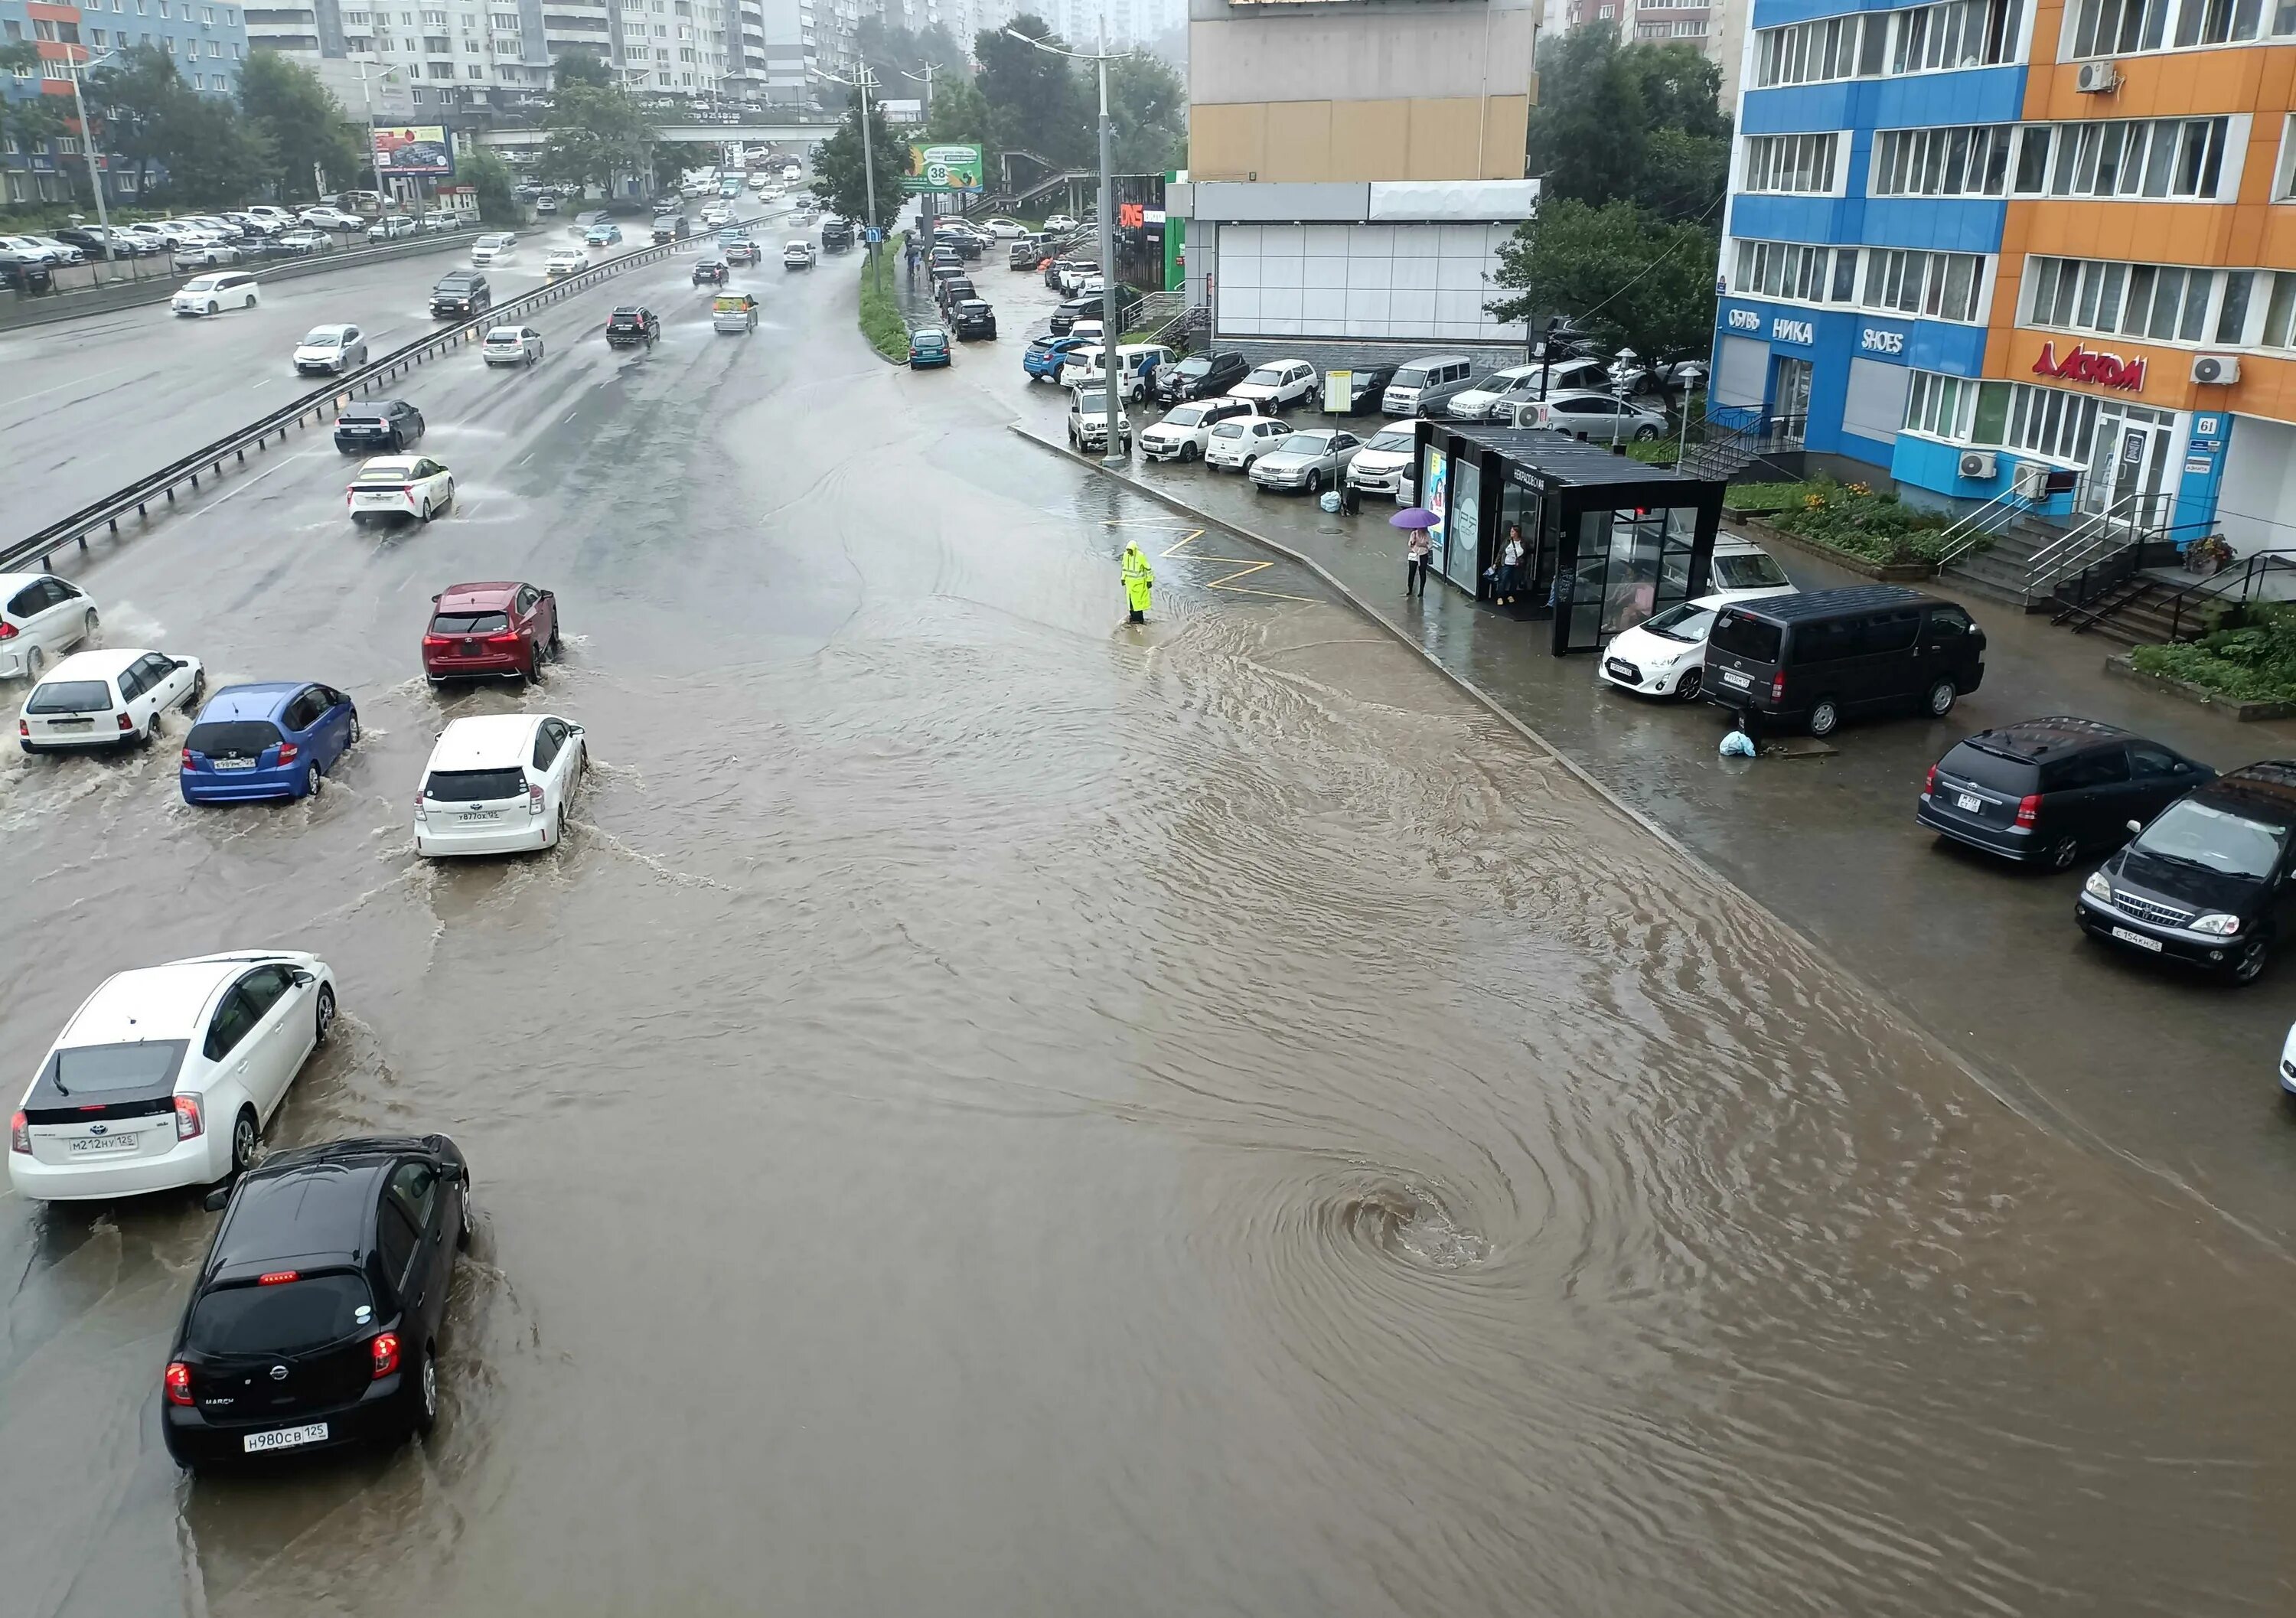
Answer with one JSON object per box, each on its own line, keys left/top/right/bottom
{"left": 17, "top": 719, "right": 27, "bottom": 739}
{"left": 2015, "top": 794, "right": 2041, "bottom": 827}
{"left": 117, "top": 713, "right": 133, "bottom": 732}
{"left": 370, "top": 1332, "right": 401, "bottom": 1378}
{"left": 1923, "top": 765, "right": 1936, "bottom": 797}
{"left": 182, "top": 748, "right": 196, "bottom": 769}
{"left": 165, "top": 1362, "right": 194, "bottom": 1406}
{"left": 1770, "top": 672, "right": 1786, "bottom": 702}
{"left": 413, "top": 790, "right": 429, "bottom": 824}
{"left": 9, "top": 1111, "right": 28, "bottom": 1153}
{"left": 174, "top": 1095, "right": 203, "bottom": 1140}
{"left": 422, "top": 634, "right": 449, "bottom": 648}
{"left": 527, "top": 780, "right": 545, "bottom": 816}
{"left": 0, "top": 621, "right": 15, "bottom": 639}
{"left": 259, "top": 1269, "right": 299, "bottom": 1285}
{"left": 484, "top": 632, "right": 521, "bottom": 649}
{"left": 276, "top": 742, "right": 299, "bottom": 765}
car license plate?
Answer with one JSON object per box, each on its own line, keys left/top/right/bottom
{"left": 1955, "top": 792, "right": 1983, "bottom": 812}
{"left": 458, "top": 809, "right": 501, "bottom": 822}
{"left": 2110, "top": 925, "right": 2164, "bottom": 953}
{"left": 244, "top": 1422, "right": 328, "bottom": 1453}
{"left": 1606, "top": 660, "right": 1637, "bottom": 682}
{"left": 356, "top": 491, "right": 398, "bottom": 505}
{"left": 215, "top": 758, "right": 256, "bottom": 771}
{"left": 49, "top": 718, "right": 93, "bottom": 730}
{"left": 67, "top": 1133, "right": 139, "bottom": 1153}
{"left": 1720, "top": 669, "right": 1752, "bottom": 690}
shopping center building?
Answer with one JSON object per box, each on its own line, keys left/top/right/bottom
{"left": 1714, "top": 0, "right": 2296, "bottom": 553}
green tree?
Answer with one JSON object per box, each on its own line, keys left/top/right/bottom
{"left": 463, "top": 148, "right": 519, "bottom": 223}
{"left": 236, "top": 49, "right": 364, "bottom": 201}
{"left": 1107, "top": 53, "right": 1183, "bottom": 175}
{"left": 152, "top": 90, "right": 274, "bottom": 206}
{"left": 924, "top": 76, "right": 990, "bottom": 152}
{"left": 1488, "top": 197, "right": 1717, "bottom": 364}
{"left": 1525, "top": 24, "right": 1731, "bottom": 225}
{"left": 974, "top": 15, "right": 1088, "bottom": 168}
{"left": 0, "top": 43, "right": 70, "bottom": 161}
{"left": 553, "top": 51, "right": 615, "bottom": 90}
{"left": 810, "top": 97, "right": 908, "bottom": 234}
{"left": 651, "top": 139, "right": 719, "bottom": 195}
{"left": 85, "top": 44, "right": 185, "bottom": 197}
{"left": 538, "top": 80, "right": 652, "bottom": 194}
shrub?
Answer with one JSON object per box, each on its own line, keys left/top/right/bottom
{"left": 2130, "top": 602, "right": 2296, "bottom": 703}
{"left": 1764, "top": 478, "right": 1954, "bottom": 566}
{"left": 857, "top": 254, "right": 908, "bottom": 363}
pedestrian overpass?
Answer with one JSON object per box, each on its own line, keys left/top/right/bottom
{"left": 476, "top": 122, "right": 840, "bottom": 153}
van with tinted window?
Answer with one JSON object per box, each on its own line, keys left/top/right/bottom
{"left": 1381, "top": 354, "right": 1475, "bottom": 417}
{"left": 1701, "top": 586, "right": 1985, "bottom": 738}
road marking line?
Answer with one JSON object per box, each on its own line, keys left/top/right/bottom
{"left": 1156, "top": 527, "right": 1318, "bottom": 602}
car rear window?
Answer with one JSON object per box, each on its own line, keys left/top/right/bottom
{"left": 45, "top": 1039, "right": 188, "bottom": 1096}
{"left": 338, "top": 408, "right": 385, "bottom": 423}
{"left": 26, "top": 679, "right": 114, "bottom": 713}
{"left": 1713, "top": 552, "right": 1790, "bottom": 591}
{"left": 432, "top": 611, "right": 508, "bottom": 634}
{"left": 188, "top": 720, "right": 284, "bottom": 756}
{"left": 1941, "top": 740, "right": 2040, "bottom": 794}
{"left": 425, "top": 766, "right": 527, "bottom": 801}
{"left": 188, "top": 1272, "right": 374, "bottom": 1356}
{"left": 1709, "top": 609, "right": 1783, "bottom": 664}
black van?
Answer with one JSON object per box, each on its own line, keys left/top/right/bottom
{"left": 1704, "top": 586, "right": 1985, "bottom": 737}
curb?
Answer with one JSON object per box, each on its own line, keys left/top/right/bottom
{"left": 1003, "top": 418, "right": 2291, "bottom": 1249}
{"left": 2104, "top": 652, "right": 2296, "bottom": 722}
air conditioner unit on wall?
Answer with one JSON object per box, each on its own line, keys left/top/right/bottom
{"left": 2193, "top": 353, "right": 2242, "bottom": 384}
{"left": 2011, "top": 459, "right": 2050, "bottom": 499}
{"left": 2076, "top": 60, "right": 2120, "bottom": 93}
{"left": 1958, "top": 449, "right": 1998, "bottom": 481}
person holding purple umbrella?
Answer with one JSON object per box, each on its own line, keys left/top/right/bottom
{"left": 1391, "top": 506, "right": 1438, "bottom": 599}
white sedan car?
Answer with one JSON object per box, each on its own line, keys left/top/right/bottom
{"left": 173, "top": 237, "right": 243, "bottom": 268}
{"left": 18, "top": 648, "right": 202, "bottom": 752}
{"left": 347, "top": 455, "right": 455, "bottom": 524}
{"left": 482, "top": 325, "right": 546, "bottom": 367}
{"left": 414, "top": 712, "right": 587, "bottom": 857}
{"left": 1250, "top": 427, "right": 1363, "bottom": 494}
{"left": 1227, "top": 359, "right": 1318, "bottom": 409}
{"left": 1203, "top": 416, "right": 1297, "bottom": 474}
{"left": 293, "top": 323, "right": 368, "bottom": 375}
{"left": 172, "top": 272, "right": 259, "bottom": 316}
{"left": 1516, "top": 388, "right": 1671, "bottom": 441}
{"left": 1344, "top": 421, "right": 1419, "bottom": 500}
{"left": 1598, "top": 590, "right": 1794, "bottom": 703}
{"left": 7, "top": 951, "right": 338, "bottom": 1200}
{"left": 1, "top": 571, "right": 100, "bottom": 682}
{"left": 545, "top": 246, "right": 589, "bottom": 277}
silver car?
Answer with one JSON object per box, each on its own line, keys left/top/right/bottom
{"left": 1516, "top": 389, "right": 1671, "bottom": 442}
{"left": 1249, "top": 428, "right": 1363, "bottom": 494}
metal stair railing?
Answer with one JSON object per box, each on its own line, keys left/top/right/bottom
{"left": 1932, "top": 484, "right": 2043, "bottom": 570}
{"left": 2050, "top": 514, "right": 2214, "bottom": 630}
{"left": 1679, "top": 410, "right": 1799, "bottom": 483}
{"left": 2060, "top": 546, "right": 2296, "bottom": 639}
{"left": 2021, "top": 489, "right": 2174, "bottom": 604}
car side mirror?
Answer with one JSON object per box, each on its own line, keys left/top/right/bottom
{"left": 2127, "top": 819, "right": 2143, "bottom": 834}
{"left": 202, "top": 1186, "right": 232, "bottom": 1212}
{"left": 290, "top": 969, "right": 315, "bottom": 987}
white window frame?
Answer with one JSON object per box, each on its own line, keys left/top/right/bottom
{"left": 2061, "top": 0, "right": 2289, "bottom": 58}
{"left": 1741, "top": 131, "right": 1850, "bottom": 197}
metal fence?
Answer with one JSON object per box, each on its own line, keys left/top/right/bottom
{"left": 2, "top": 217, "right": 761, "bottom": 576}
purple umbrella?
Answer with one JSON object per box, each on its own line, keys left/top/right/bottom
{"left": 1391, "top": 507, "right": 1438, "bottom": 530}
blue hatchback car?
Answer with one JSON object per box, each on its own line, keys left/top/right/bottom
{"left": 1023, "top": 334, "right": 1091, "bottom": 381}
{"left": 181, "top": 681, "right": 359, "bottom": 804}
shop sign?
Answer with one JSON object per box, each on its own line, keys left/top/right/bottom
{"left": 2031, "top": 340, "right": 2145, "bottom": 392}
{"left": 1726, "top": 307, "right": 1761, "bottom": 331}
{"left": 1771, "top": 316, "right": 1815, "bottom": 346}
{"left": 1858, "top": 327, "right": 1906, "bottom": 355}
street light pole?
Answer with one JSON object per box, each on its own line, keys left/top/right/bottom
{"left": 812, "top": 62, "right": 882, "bottom": 263}
{"left": 1004, "top": 24, "right": 1130, "bottom": 470}
{"left": 900, "top": 64, "right": 934, "bottom": 239}
{"left": 352, "top": 59, "right": 401, "bottom": 217}
{"left": 61, "top": 46, "right": 119, "bottom": 281}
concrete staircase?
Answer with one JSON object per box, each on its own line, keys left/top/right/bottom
{"left": 2057, "top": 578, "right": 2194, "bottom": 647}
{"left": 1939, "top": 517, "right": 2065, "bottom": 609}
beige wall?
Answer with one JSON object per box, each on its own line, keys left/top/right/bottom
{"left": 1189, "top": 96, "right": 1530, "bottom": 182}
{"left": 1188, "top": 3, "right": 1538, "bottom": 105}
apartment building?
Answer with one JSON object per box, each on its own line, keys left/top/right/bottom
{"left": 1566, "top": 0, "right": 1743, "bottom": 99}
{"left": 1714, "top": 0, "right": 2296, "bottom": 553}
{"left": 1174, "top": 0, "right": 1539, "bottom": 360}
{"left": 3, "top": 0, "right": 246, "bottom": 202}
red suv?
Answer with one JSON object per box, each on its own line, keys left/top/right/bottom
{"left": 421, "top": 581, "right": 559, "bottom": 684}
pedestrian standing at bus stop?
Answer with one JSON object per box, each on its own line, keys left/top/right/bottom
{"left": 1121, "top": 540, "right": 1155, "bottom": 625}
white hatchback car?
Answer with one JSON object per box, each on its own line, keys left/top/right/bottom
{"left": 173, "top": 272, "right": 259, "bottom": 315}
{"left": 1203, "top": 416, "right": 1296, "bottom": 474}
{"left": 1344, "top": 421, "right": 1419, "bottom": 500}
{"left": 545, "top": 246, "right": 589, "bottom": 277}
{"left": 0, "top": 572, "right": 100, "bottom": 682}
{"left": 294, "top": 324, "right": 367, "bottom": 376}
{"left": 414, "top": 712, "right": 587, "bottom": 857}
{"left": 1228, "top": 359, "right": 1317, "bottom": 409}
{"left": 1598, "top": 589, "right": 1797, "bottom": 703}
{"left": 347, "top": 456, "right": 455, "bottom": 524}
{"left": 19, "top": 647, "right": 202, "bottom": 752}
{"left": 8, "top": 951, "right": 338, "bottom": 1200}
{"left": 482, "top": 325, "right": 546, "bottom": 367}
{"left": 783, "top": 240, "right": 816, "bottom": 269}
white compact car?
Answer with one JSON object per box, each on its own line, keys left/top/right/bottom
{"left": 1515, "top": 388, "right": 1671, "bottom": 441}
{"left": 1344, "top": 421, "right": 1419, "bottom": 499}
{"left": 545, "top": 246, "right": 589, "bottom": 277}
{"left": 1227, "top": 359, "right": 1317, "bottom": 409}
{"left": 1138, "top": 397, "right": 1261, "bottom": 462}
{"left": 18, "top": 648, "right": 202, "bottom": 752}
{"left": 300, "top": 206, "right": 363, "bottom": 230}
{"left": 8, "top": 951, "right": 338, "bottom": 1200}
{"left": 482, "top": 325, "right": 546, "bottom": 367}
{"left": 346, "top": 455, "right": 455, "bottom": 524}
{"left": 1445, "top": 359, "right": 1608, "bottom": 421}
{"left": 293, "top": 324, "right": 368, "bottom": 376}
{"left": 1045, "top": 213, "right": 1081, "bottom": 233}
{"left": 173, "top": 239, "right": 243, "bottom": 269}
{"left": 0, "top": 572, "right": 99, "bottom": 682}
{"left": 1598, "top": 589, "right": 1795, "bottom": 703}
{"left": 1203, "top": 416, "right": 1296, "bottom": 474}
{"left": 1707, "top": 535, "right": 1795, "bottom": 600}
{"left": 783, "top": 240, "right": 816, "bottom": 269}
{"left": 173, "top": 272, "right": 259, "bottom": 316}
{"left": 414, "top": 712, "right": 587, "bottom": 857}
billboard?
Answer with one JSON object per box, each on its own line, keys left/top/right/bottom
{"left": 902, "top": 142, "right": 983, "bottom": 194}
{"left": 373, "top": 125, "right": 454, "bottom": 179}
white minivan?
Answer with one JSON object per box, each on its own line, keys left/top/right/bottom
{"left": 1060, "top": 342, "right": 1175, "bottom": 401}
{"left": 172, "top": 272, "right": 259, "bottom": 316}
{"left": 413, "top": 712, "right": 587, "bottom": 857}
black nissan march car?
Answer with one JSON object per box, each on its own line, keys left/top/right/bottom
{"left": 162, "top": 1135, "right": 471, "bottom": 1471}
{"left": 2076, "top": 761, "right": 2296, "bottom": 984}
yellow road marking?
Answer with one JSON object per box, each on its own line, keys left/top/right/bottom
{"left": 1148, "top": 526, "right": 1319, "bottom": 604}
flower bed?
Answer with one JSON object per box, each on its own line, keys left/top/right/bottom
{"left": 2125, "top": 604, "right": 2296, "bottom": 713}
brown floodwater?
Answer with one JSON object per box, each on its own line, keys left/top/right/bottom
{"left": 2, "top": 285, "right": 2293, "bottom": 1617}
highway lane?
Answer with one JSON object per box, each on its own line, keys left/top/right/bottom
{"left": 0, "top": 207, "right": 794, "bottom": 543}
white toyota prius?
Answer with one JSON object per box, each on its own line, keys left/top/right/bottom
{"left": 413, "top": 712, "right": 586, "bottom": 857}
{"left": 8, "top": 952, "right": 339, "bottom": 1201}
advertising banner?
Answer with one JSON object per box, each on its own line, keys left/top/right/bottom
{"left": 373, "top": 126, "right": 454, "bottom": 178}
{"left": 902, "top": 142, "right": 983, "bottom": 194}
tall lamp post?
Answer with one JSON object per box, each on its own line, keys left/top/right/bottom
{"left": 1003, "top": 24, "right": 1129, "bottom": 469}
{"left": 60, "top": 45, "right": 121, "bottom": 281}
{"left": 811, "top": 62, "right": 883, "bottom": 264}
{"left": 899, "top": 64, "right": 934, "bottom": 237}
{"left": 351, "top": 58, "right": 403, "bottom": 216}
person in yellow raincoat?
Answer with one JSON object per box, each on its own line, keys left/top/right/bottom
{"left": 1121, "top": 540, "right": 1154, "bottom": 624}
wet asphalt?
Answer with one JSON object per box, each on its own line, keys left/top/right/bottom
{"left": 2, "top": 223, "right": 2294, "bottom": 1616}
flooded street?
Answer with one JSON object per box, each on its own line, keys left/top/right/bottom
{"left": 5, "top": 249, "right": 2296, "bottom": 1616}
